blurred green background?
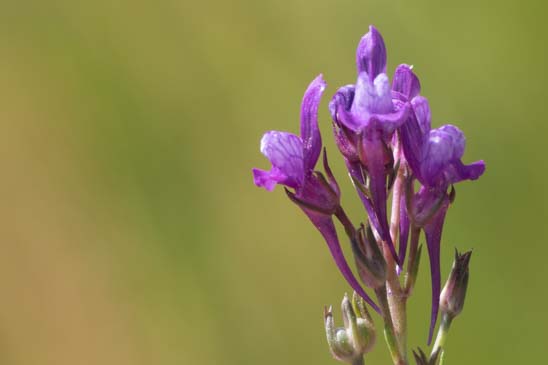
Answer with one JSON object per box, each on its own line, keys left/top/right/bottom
{"left": 1, "top": 0, "right": 546, "bottom": 364}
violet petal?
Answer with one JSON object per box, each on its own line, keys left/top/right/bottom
{"left": 411, "top": 96, "right": 431, "bottom": 136}
{"left": 329, "top": 85, "right": 355, "bottom": 122}
{"left": 392, "top": 64, "right": 421, "bottom": 101}
{"left": 421, "top": 129, "right": 460, "bottom": 187}
{"left": 259, "top": 131, "right": 304, "bottom": 188}
{"left": 301, "top": 74, "right": 327, "bottom": 172}
{"left": 447, "top": 159, "right": 486, "bottom": 184}
{"left": 356, "top": 25, "right": 387, "bottom": 80}
{"left": 252, "top": 167, "right": 288, "bottom": 191}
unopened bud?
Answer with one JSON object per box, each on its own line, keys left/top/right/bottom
{"left": 324, "top": 292, "right": 376, "bottom": 364}
{"left": 325, "top": 306, "right": 355, "bottom": 363}
{"left": 440, "top": 249, "right": 472, "bottom": 318}
{"left": 351, "top": 224, "right": 386, "bottom": 289}
{"left": 351, "top": 292, "right": 376, "bottom": 354}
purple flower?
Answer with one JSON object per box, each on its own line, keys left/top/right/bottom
{"left": 395, "top": 65, "right": 485, "bottom": 343}
{"left": 395, "top": 65, "right": 485, "bottom": 191}
{"left": 253, "top": 75, "right": 379, "bottom": 312}
{"left": 330, "top": 26, "right": 410, "bottom": 264}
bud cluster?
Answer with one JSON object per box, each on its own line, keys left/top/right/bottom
{"left": 324, "top": 292, "right": 376, "bottom": 365}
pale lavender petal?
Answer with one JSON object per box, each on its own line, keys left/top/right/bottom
{"left": 260, "top": 131, "right": 304, "bottom": 188}
{"left": 392, "top": 64, "right": 421, "bottom": 101}
{"left": 423, "top": 199, "right": 450, "bottom": 344}
{"left": 304, "top": 211, "right": 380, "bottom": 313}
{"left": 356, "top": 25, "right": 387, "bottom": 80}
{"left": 351, "top": 72, "right": 394, "bottom": 117}
{"left": 301, "top": 74, "right": 327, "bottom": 172}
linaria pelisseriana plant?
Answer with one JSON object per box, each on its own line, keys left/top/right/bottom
{"left": 252, "top": 26, "right": 484, "bottom": 365}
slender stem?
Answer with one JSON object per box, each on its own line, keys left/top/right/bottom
{"left": 404, "top": 226, "right": 421, "bottom": 295}
{"left": 352, "top": 357, "right": 365, "bottom": 365}
{"left": 383, "top": 246, "right": 406, "bottom": 363}
{"left": 386, "top": 156, "right": 407, "bottom": 363}
{"left": 389, "top": 161, "right": 403, "bottom": 250}
{"left": 431, "top": 313, "right": 453, "bottom": 359}
{"left": 375, "top": 286, "right": 406, "bottom": 365}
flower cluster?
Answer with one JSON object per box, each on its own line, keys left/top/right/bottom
{"left": 252, "top": 26, "right": 484, "bottom": 365}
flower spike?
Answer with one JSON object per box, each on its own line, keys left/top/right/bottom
{"left": 253, "top": 24, "right": 485, "bottom": 365}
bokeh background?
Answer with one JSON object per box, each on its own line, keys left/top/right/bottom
{"left": 1, "top": 0, "right": 546, "bottom": 364}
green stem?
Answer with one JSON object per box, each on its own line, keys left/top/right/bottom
{"left": 404, "top": 226, "right": 421, "bottom": 295}
{"left": 375, "top": 286, "right": 407, "bottom": 365}
{"left": 386, "top": 153, "right": 407, "bottom": 363}
{"left": 431, "top": 313, "right": 453, "bottom": 359}
{"left": 351, "top": 357, "right": 365, "bottom": 365}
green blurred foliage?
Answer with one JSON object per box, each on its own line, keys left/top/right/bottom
{"left": 0, "top": 0, "right": 546, "bottom": 364}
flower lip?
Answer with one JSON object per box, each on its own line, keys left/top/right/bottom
{"left": 420, "top": 125, "right": 485, "bottom": 187}
{"left": 351, "top": 72, "right": 394, "bottom": 117}
{"left": 253, "top": 131, "right": 304, "bottom": 190}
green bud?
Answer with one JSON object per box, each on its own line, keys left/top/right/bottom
{"left": 324, "top": 292, "right": 377, "bottom": 364}
{"left": 324, "top": 305, "right": 355, "bottom": 363}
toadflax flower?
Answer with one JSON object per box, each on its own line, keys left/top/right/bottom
{"left": 395, "top": 65, "right": 485, "bottom": 343}
{"left": 329, "top": 26, "right": 411, "bottom": 265}
{"left": 252, "top": 75, "right": 379, "bottom": 312}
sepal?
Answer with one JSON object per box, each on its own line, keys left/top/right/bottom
{"left": 351, "top": 224, "right": 387, "bottom": 289}
{"left": 413, "top": 347, "right": 441, "bottom": 365}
